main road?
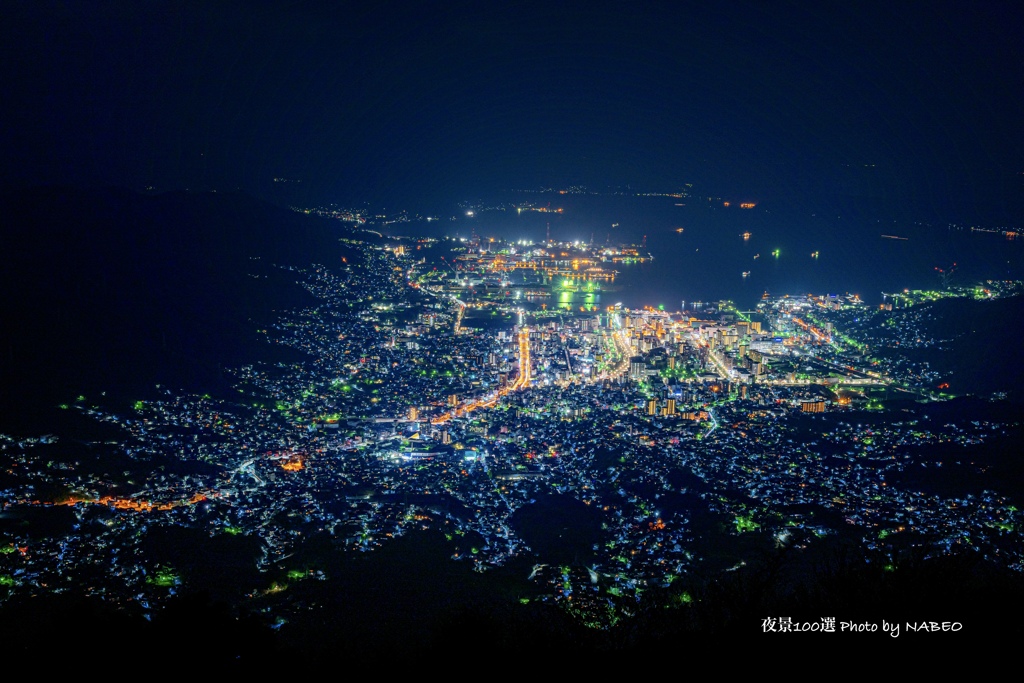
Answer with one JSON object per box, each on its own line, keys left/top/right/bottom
{"left": 432, "top": 326, "right": 531, "bottom": 424}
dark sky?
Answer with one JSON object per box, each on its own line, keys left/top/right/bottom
{"left": 3, "top": 0, "right": 1022, "bottom": 211}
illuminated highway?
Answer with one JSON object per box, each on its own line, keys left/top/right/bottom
{"left": 602, "top": 327, "right": 632, "bottom": 379}
{"left": 453, "top": 299, "right": 467, "bottom": 333}
{"left": 432, "top": 326, "right": 531, "bottom": 424}
{"left": 703, "top": 406, "right": 719, "bottom": 438}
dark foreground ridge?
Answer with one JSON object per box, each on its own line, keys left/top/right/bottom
{"left": 1, "top": 546, "right": 1020, "bottom": 666}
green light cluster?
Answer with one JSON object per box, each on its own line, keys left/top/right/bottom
{"left": 734, "top": 515, "right": 760, "bottom": 533}
{"left": 146, "top": 566, "right": 180, "bottom": 587}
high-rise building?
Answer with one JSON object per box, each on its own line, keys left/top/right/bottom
{"left": 801, "top": 399, "right": 825, "bottom": 413}
{"left": 629, "top": 357, "right": 646, "bottom": 380}
{"left": 647, "top": 399, "right": 659, "bottom": 415}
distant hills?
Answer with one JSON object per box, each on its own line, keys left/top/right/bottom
{"left": 880, "top": 295, "right": 1024, "bottom": 396}
{"left": 0, "top": 186, "right": 355, "bottom": 433}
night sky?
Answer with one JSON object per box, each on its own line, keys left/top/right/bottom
{"left": 3, "top": 1, "right": 1022, "bottom": 211}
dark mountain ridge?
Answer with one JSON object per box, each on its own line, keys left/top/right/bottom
{"left": 0, "top": 185, "right": 354, "bottom": 432}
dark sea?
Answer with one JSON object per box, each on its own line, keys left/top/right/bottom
{"left": 389, "top": 192, "right": 1022, "bottom": 311}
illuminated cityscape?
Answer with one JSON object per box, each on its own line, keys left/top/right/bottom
{"left": 2, "top": 0, "right": 1023, "bottom": 660}
{"left": 3, "top": 210, "right": 1023, "bottom": 649}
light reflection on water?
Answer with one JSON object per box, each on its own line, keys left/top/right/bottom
{"left": 393, "top": 193, "right": 1021, "bottom": 311}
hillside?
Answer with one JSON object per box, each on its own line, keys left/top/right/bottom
{"left": 0, "top": 186, "right": 355, "bottom": 432}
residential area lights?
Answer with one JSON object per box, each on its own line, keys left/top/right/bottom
{"left": 4, "top": 235, "right": 1020, "bottom": 630}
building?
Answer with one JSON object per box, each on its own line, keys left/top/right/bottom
{"left": 801, "top": 399, "right": 825, "bottom": 413}
{"left": 662, "top": 398, "right": 676, "bottom": 416}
